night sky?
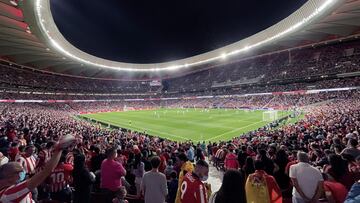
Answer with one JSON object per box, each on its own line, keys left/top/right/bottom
{"left": 50, "top": 0, "right": 307, "bottom": 64}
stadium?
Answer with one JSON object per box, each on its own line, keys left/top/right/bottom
{"left": 0, "top": 0, "right": 359, "bottom": 203}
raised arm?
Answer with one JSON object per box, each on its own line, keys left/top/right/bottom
{"left": 27, "top": 148, "right": 62, "bottom": 190}
{"left": 27, "top": 135, "right": 75, "bottom": 190}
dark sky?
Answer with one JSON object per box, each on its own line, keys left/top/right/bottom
{"left": 51, "top": 0, "right": 307, "bottom": 64}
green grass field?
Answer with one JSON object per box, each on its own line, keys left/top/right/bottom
{"left": 80, "top": 108, "right": 291, "bottom": 142}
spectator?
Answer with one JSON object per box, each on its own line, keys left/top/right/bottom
{"left": 167, "top": 171, "right": 179, "bottom": 203}
{"left": 273, "top": 149, "right": 290, "bottom": 192}
{"left": 101, "top": 147, "right": 127, "bottom": 201}
{"left": 175, "top": 153, "right": 194, "bottom": 203}
{"left": 342, "top": 139, "right": 360, "bottom": 159}
{"left": 237, "top": 147, "right": 248, "bottom": 168}
{"left": 141, "top": 156, "right": 168, "bottom": 203}
{"left": 157, "top": 149, "right": 167, "bottom": 173}
{"left": 209, "top": 169, "right": 246, "bottom": 203}
{"left": 344, "top": 180, "right": 360, "bottom": 203}
{"left": 46, "top": 152, "right": 73, "bottom": 202}
{"left": 258, "top": 149, "right": 275, "bottom": 175}
{"left": 187, "top": 146, "right": 195, "bottom": 162}
{"left": 112, "top": 186, "right": 129, "bottom": 203}
{"left": 224, "top": 148, "right": 238, "bottom": 170}
{"left": 8, "top": 142, "right": 19, "bottom": 162}
{"left": 165, "top": 159, "right": 174, "bottom": 179}
{"left": 289, "top": 152, "right": 323, "bottom": 203}
{"left": 37, "top": 141, "right": 55, "bottom": 171}
{"left": 195, "top": 146, "right": 204, "bottom": 161}
{"left": 0, "top": 139, "right": 70, "bottom": 202}
{"left": 242, "top": 157, "right": 255, "bottom": 178}
{"left": 179, "top": 160, "right": 210, "bottom": 203}
{"left": 131, "top": 153, "right": 144, "bottom": 197}
{"left": 15, "top": 145, "right": 37, "bottom": 177}
{"left": 325, "top": 154, "right": 356, "bottom": 190}
{"left": 90, "top": 146, "right": 104, "bottom": 172}
{"left": 73, "top": 153, "right": 95, "bottom": 203}
{"left": 323, "top": 174, "right": 348, "bottom": 203}
{"left": 245, "top": 160, "right": 282, "bottom": 203}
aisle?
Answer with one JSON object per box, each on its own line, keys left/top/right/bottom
{"left": 206, "top": 161, "right": 223, "bottom": 193}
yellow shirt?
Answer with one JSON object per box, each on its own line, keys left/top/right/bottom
{"left": 245, "top": 173, "right": 270, "bottom": 203}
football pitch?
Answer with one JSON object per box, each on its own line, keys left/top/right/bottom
{"left": 80, "top": 108, "right": 291, "bottom": 142}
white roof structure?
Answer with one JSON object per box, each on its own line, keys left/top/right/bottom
{"left": 0, "top": 0, "right": 360, "bottom": 80}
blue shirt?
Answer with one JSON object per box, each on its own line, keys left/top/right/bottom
{"left": 187, "top": 148, "right": 194, "bottom": 161}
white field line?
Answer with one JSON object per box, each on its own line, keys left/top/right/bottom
{"left": 205, "top": 120, "right": 265, "bottom": 141}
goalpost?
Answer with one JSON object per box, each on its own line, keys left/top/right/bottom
{"left": 263, "top": 110, "right": 279, "bottom": 122}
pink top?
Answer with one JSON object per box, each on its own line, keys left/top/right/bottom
{"left": 100, "top": 159, "right": 126, "bottom": 191}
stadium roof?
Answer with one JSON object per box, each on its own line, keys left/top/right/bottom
{"left": 0, "top": 0, "right": 360, "bottom": 80}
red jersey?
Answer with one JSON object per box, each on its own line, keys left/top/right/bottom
{"left": 180, "top": 172, "right": 208, "bottom": 203}
{"left": 224, "top": 153, "right": 239, "bottom": 170}
{"left": 7, "top": 130, "right": 16, "bottom": 142}
{"left": 46, "top": 163, "right": 73, "bottom": 193}
{"left": 324, "top": 181, "right": 348, "bottom": 203}
{"left": 285, "top": 160, "right": 298, "bottom": 175}
{"left": 0, "top": 181, "right": 34, "bottom": 203}
{"left": 159, "top": 155, "right": 167, "bottom": 173}
{"left": 8, "top": 146, "right": 19, "bottom": 162}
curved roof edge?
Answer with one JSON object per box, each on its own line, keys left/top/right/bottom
{"left": 28, "top": 0, "right": 340, "bottom": 72}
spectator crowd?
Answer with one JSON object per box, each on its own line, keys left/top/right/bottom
{"left": 0, "top": 89, "right": 359, "bottom": 203}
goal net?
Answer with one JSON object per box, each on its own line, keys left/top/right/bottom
{"left": 263, "top": 110, "right": 278, "bottom": 122}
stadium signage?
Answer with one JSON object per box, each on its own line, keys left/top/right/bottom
{"left": 0, "top": 87, "right": 358, "bottom": 103}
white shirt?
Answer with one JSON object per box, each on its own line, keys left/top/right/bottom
{"left": 289, "top": 162, "right": 323, "bottom": 199}
{"left": 141, "top": 171, "right": 168, "bottom": 203}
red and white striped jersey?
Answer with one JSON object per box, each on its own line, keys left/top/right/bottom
{"left": 65, "top": 152, "right": 74, "bottom": 165}
{"left": 46, "top": 163, "right": 73, "bottom": 193}
{"left": 180, "top": 172, "right": 208, "bottom": 203}
{"left": 0, "top": 181, "right": 34, "bottom": 203}
{"left": 214, "top": 149, "right": 224, "bottom": 159}
{"left": 16, "top": 154, "right": 37, "bottom": 175}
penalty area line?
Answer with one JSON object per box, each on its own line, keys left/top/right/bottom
{"left": 205, "top": 120, "right": 265, "bottom": 142}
